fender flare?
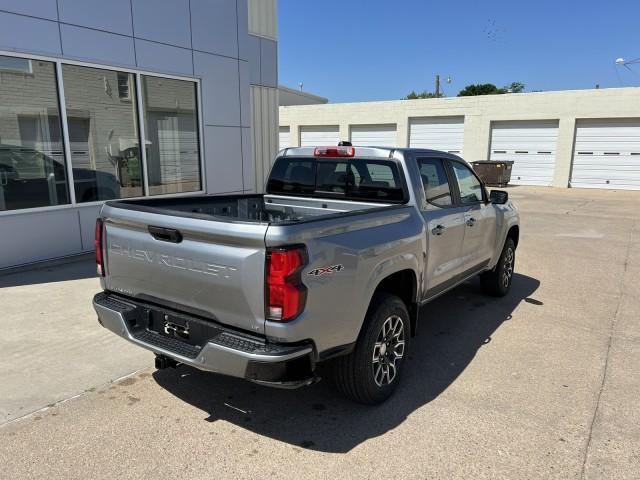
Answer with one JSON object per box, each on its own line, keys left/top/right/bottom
{"left": 356, "top": 253, "right": 421, "bottom": 338}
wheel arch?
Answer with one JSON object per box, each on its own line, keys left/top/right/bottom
{"left": 366, "top": 268, "right": 419, "bottom": 338}
{"left": 507, "top": 224, "right": 519, "bottom": 249}
{"left": 491, "top": 220, "right": 520, "bottom": 269}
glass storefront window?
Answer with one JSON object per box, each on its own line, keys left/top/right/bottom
{"left": 142, "top": 76, "right": 201, "bottom": 195}
{"left": 62, "top": 64, "right": 143, "bottom": 202}
{"left": 0, "top": 55, "right": 70, "bottom": 211}
{"left": 0, "top": 55, "right": 202, "bottom": 212}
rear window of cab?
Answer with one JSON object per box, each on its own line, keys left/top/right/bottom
{"left": 266, "top": 157, "right": 407, "bottom": 203}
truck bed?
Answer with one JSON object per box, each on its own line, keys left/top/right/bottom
{"left": 106, "top": 193, "right": 394, "bottom": 224}
{"left": 99, "top": 193, "right": 407, "bottom": 336}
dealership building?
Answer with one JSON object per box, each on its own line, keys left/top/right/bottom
{"left": 0, "top": 0, "right": 279, "bottom": 269}
{"left": 280, "top": 87, "right": 640, "bottom": 189}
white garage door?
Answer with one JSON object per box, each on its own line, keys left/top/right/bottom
{"left": 279, "top": 126, "right": 290, "bottom": 149}
{"left": 409, "top": 117, "right": 464, "bottom": 153}
{"left": 571, "top": 119, "right": 640, "bottom": 190}
{"left": 350, "top": 124, "right": 397, "bottom": 147}
{"left": 300, "top": 126, "right": 340, "bottom": 147}
{"left": 490, "top": 120, "right": 559, "bottom": 186}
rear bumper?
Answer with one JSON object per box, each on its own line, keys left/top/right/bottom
{"left": 93, "top": 292, "right": 317, "bottom": 388}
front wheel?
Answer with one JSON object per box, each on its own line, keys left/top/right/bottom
{"left": 330, "top": 293, "right": 409, "bottom": 404}
{"left": 481, "top": 237, "right": 516, "bottom": 296}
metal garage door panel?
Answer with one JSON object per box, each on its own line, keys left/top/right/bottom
{"left": 571, "top": 119, "right": 640, "bottom": 190}
{"left": 300, "top": 126, "right": 340, "bottom": 147}
{"left": 279, "top": 127, "right": 290, "bottom": 149}
{"left": 409, "top": 117, "right": 464, "bottom": 153}
{"left": 490, "top": 120, "right": 559, "bottom": 186}
{"left": 350, "top": 124, "right": 397, "bottom": 147}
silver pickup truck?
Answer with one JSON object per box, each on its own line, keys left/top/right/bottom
{"left": 93, "top": 145, "right": 519, "bottom": 404}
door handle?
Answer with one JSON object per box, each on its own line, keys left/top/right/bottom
{"left": 431, "top": 224, "right": 445, "bottom": 236}
{"left": 466, "top": 217, "right": 476, "bottom": 227}
{"left": 148, "top": 226, "right": 183, "bottom": 243}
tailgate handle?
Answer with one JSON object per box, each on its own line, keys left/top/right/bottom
{"left": 148, "top": 226, "right": 183, "bottom": 243}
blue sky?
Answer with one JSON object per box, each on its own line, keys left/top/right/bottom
{"left": 278, "top": 0, "right": 640, "bottom": 103}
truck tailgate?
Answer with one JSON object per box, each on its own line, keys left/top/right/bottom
{"left": 100, "top": 203, "right": 268, "bottom": 335}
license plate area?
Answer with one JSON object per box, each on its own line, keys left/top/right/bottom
{"left": 163, "top": 319, "right": 190, "bottom": 340}
{"left": 109, "top": 293, "right": 267, "bottom": 353}
{"left": 144, "top": 309, "right": 221, "bottom": 348}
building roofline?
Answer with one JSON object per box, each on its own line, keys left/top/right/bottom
{"left": 278, "top": 86, "right": 640, "bottom": 109}
{"left": 278, "top": 85, "right": 329, "bottom": 103}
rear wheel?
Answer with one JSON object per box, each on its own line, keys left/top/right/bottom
{"left": 330, "top": 293, "right": 409, "bottom": 404}
{"left": 481, "top": 237, "right": 515, "bottom": 296}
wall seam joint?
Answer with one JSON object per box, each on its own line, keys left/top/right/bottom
{"left": 129, "top": 0, "right": 137, "bottom": 65}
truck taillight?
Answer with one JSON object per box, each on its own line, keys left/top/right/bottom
{"left": 95, "top": 218, "right": 105, "bottom": 277}
{"left": 265, "top": 247, "right": 307, "bottom": 322}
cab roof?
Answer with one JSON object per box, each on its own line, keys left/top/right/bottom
{"left": 279, "top": 146, "right": 463, "bottom": 159}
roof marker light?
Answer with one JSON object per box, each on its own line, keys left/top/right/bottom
{"left": 313, "top": 146, "right": 356, "bottom": 157}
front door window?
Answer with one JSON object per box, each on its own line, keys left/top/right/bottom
{"left": 450, "top": 161, "right": 484, "bottom": 204}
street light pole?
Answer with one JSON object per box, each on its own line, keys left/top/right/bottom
{"left": 616, "top": 57, "right": 640, "bottom": 67}
{"left": 434, "top": 74, "right": 451, "bottom": 97}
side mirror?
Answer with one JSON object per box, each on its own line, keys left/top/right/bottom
{"left": 489, "top": 190, "right": 509, "bottom": 205}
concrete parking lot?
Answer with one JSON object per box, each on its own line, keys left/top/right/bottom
{"left": 1, "top": 186, "right": 639, "bottom": 479}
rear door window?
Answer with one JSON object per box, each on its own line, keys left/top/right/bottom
{"left": 417, "top": 158, "right": 453, "bottom": 207}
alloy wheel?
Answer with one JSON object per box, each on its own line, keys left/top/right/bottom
{"left": 502, "top": 247, "right": 514, "bottom": 288}
{"left": 372, "top": 315, "right": 405, "bottom": 387}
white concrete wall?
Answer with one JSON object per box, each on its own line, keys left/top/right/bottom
{"left": 279, "top": 88, "right": 640, "bottom": 188}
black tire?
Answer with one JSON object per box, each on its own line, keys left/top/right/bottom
{"left": 330, "top": 293, "right": 410, "bottom": 405}
{"left": 481, "top": 237, "right": 516, "bottom": 297}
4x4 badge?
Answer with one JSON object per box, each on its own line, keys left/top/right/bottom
{"left": 307, "top": 264, "right": 344, "bottom": 276}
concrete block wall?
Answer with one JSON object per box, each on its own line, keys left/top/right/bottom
{"left": 279, "top": 87, "right": 640, "bottom": 188}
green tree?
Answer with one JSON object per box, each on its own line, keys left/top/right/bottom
{"left": 505, "top": 82, "right": 525, "bottom": 93}
{"left": 404, "top": 90, "right": 441, "bottom": 99}
{"left": 457, "top": 82, "right": 525, "bottom": 96}
{"left": 457, "top": 83, "right": 502, "bottom": 96}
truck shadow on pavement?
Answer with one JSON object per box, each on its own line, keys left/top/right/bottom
{"left": 153, "top": 273, "right": 540, "bottom": 453}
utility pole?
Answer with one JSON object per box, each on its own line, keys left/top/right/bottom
{"left": 435, "top": 74, "right": 440, "bottom": 98}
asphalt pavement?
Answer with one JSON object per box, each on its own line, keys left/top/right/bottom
{"left": 1, "top": 186, "right": 638, "bottom": 479}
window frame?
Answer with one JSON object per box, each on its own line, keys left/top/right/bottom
{"left": 61, "top": 63, "right": 147, "bottom": 203}
{"left": 447, "top": 159, "right": 488, "bottom": 206}
{"left": 415, "top": 156, "right": 457, "bottom": 210}
{"left": 0, "top": 49, "right": 205, "bottom": 216}
{"left": 0, "top": 56, "right": 33, "bottom": 74}
{"left": 140, "top": 74, "right": 203, "bottom": 197}
{"left": 116, "top": 72, "right": 132, "bottom": 101}
{"left": 0, "top": 56, "right": 71, "bottom": 211}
